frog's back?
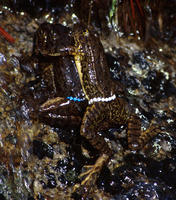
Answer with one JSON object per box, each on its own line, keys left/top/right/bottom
{"left": 73, "top": 26, "right": 116, "bottom": 100}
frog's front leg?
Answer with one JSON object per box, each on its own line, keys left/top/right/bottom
{"left": 39, "top": 97, "right": 87, "bottom": 127}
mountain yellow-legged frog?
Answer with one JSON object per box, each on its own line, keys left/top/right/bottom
{"left": 28, "top": 23, "right": 160, "bottom": 196}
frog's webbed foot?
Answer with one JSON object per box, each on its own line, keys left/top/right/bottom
{"left": 73, "top": 154, "right": 109, "bottom": 196}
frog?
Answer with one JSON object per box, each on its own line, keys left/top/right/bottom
{"left": 28, "top": 22, "right": 160, "bottom": 196}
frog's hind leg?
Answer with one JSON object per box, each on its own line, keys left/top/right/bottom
{"left": 127, "top": 115, "right": 162, "bottom": 151}
{"left": 127, "top": 114, "right": 142, "bottom": 150}
{"left": 140, "top": 122, "right": 162, "bottom": 149}
{"left": 75, "top": 102, "right": 112, "bottom": 194}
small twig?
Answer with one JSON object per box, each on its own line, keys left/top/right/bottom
{"left": 0, "top": 26, "right": 15, "bottom": 43}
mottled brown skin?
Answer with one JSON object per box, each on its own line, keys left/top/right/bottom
{"left": 32, "top": 23, "right": 159, "bottom": 195}
{"left": 36, "top": 23, "right": 129, "bottom": 150}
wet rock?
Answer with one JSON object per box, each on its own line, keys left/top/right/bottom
{"left": 46, "top": 173, "right": 57, "bottom": 189}
{"left": 32, "top": 140, "right": 54, "bottom": 159}
{"left": 133, "top": 52, "right": 150, "bottom": 70}
{"left": 105, "top": 154, "right": 176, "bottom": 199}
{"left": 0, "top": 194, "right": 6, "bottom": 200}
{"left": 57, "top": 157, "right": 79, "bottom": 186}
{"left": 1, "top": 1, "right": 176, "bottom": 199}
{"left": 142, "top": 70, "right": 171, "bottom": 99}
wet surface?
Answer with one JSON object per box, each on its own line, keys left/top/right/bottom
{"left": 0, "top": 0, "right": 176, "bottom": 199}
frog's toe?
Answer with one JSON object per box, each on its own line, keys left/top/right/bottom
{"left": 73, "top": 182, "right": 94, "bottom": 198}
{"left": 73, "top": 168, "right": 97, "bottom": 198}
{"left": 73, "top": 154, "right": 109, "bottom": 196}
{"left": 80, "top": 165, "right": 99, "bottom": 187}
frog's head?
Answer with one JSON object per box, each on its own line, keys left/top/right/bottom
{"left": 33, "top": 23, "right": 74, "bottom": 56}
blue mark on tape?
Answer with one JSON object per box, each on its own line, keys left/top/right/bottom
{"left": 67, "top": 96, "right": 85, "bottom": 102}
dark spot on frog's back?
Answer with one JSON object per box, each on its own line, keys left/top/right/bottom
{"left": 33, "top": 23, "right": 74, "bottom": 55}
